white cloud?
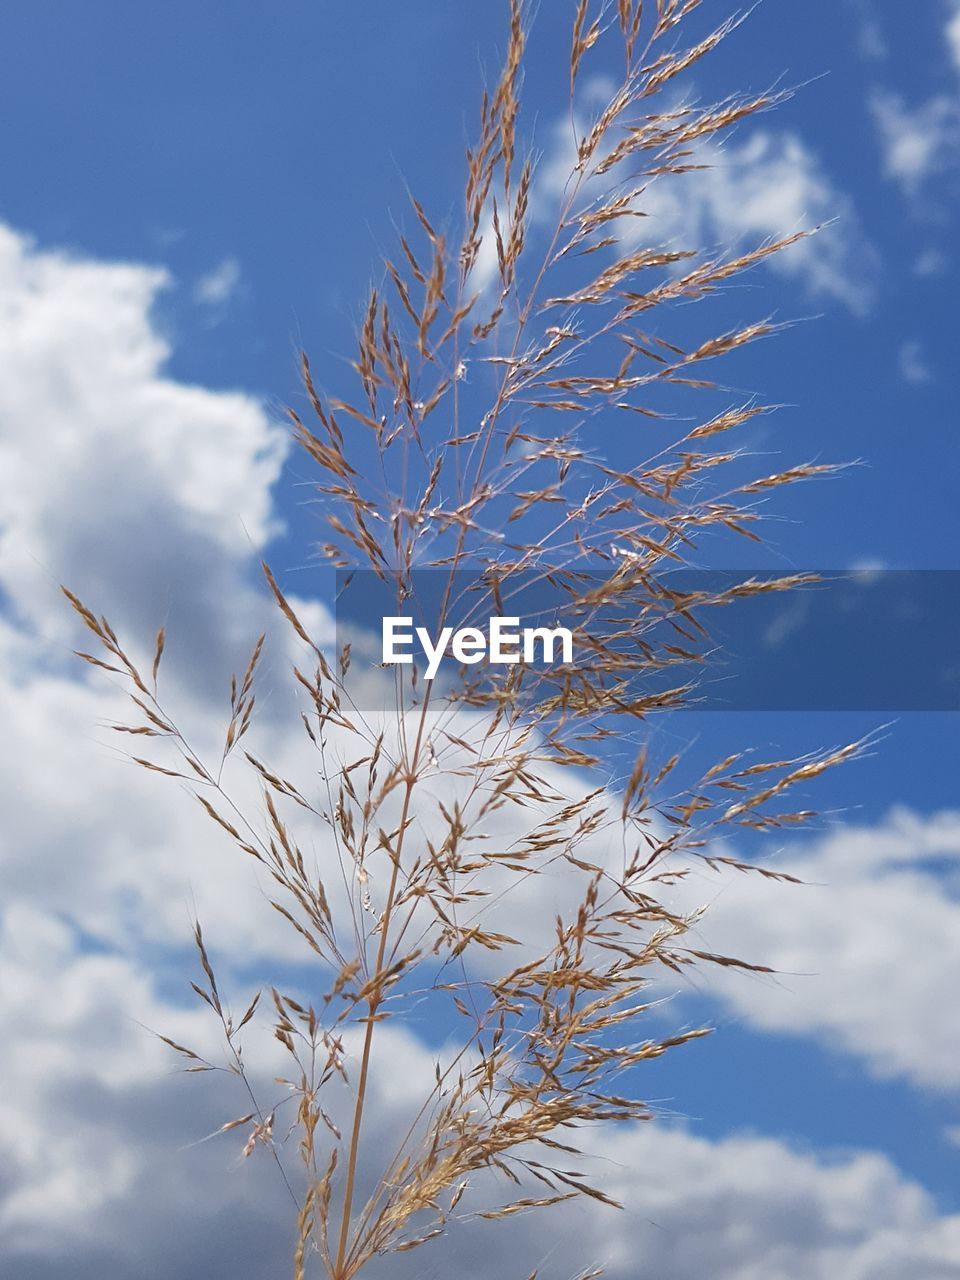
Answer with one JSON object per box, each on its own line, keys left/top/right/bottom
{"left": 444, "top": 1124, "right": 960, "bottom": 1280}
{"left": 194, "top": 256, "right": 242, "bottom": 307}
{"left": 843, "top": 0, "right": 888, "bottom": 62}
{"left": 870, "top": 91, "right": 960, "bottom": 196}
{"left": 636, "top": 130, "right": 875, "bottom": 311}
{"left": 868, "top": 6, "right": 960, "bottom": 199}
{"left": 3, "top": 216, "right": 960, "bottom": 1278}
{"left": 0, "top": 222, "right": 339, "bottom": 960}
{"left": 467, "top": 208, "right": 501, "bottom": 296}
{"left": 0, "top": 616, "right": 307, "bottom": 958}
{"left": 0, "top": 901, "right": 373, "bottom": 1275}
{"left": 534, "top": 112, "right": 874, "bottom": 312}
{"left": 899, "top": 339, "right": 933, "bottom": 384}
{"left": 0, "top": 223, "right": 356, "bottom": 1271}
{"left": 3, "top": 922, "right": 960, "bottom": 1279}
{"left": 0, "top": 224, "right": 286, "bottom": 652}
{"left": 0, "top": 217, "right": 618, "bottom": 986}
{"left": 948, "top": 1, "right": 960, "bottom": 72}
{"left": 857, "top": 17, "right": 889, "bottom": 62}
{"left": 914, "top": 247, "right": 949, "bottom": 276}
{"left": 675, "top": 808, "right": 960, "bottom": 1090}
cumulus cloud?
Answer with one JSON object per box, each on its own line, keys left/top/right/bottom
{"left": 0, "top": 221, "right": 338, "bottom": 958}
{"left": 3, "top": 920, "right": 960, "bottom": 1280}
{"left": 0, "top": 613, "right": 312, "bottom": 959}
{"left": 0, "top": 901, "right": 399, "bottom": 1279}
{"left": 0, "top": 215, "right": 620, "bottom": 989}
{"left": 2, "top": 216, "right": 959, "bottom": 1278}
{"left": 0, "top": 223, "right": 286, "bottom": 663}
{"left": 388, "top": 1124, "right": 960, "bottom": 1280}
{"left": 675, "top": 808, "right": 960, "bottom": 1090}
{"left": 0, "top": 212, "right": 613, "bottom": 979}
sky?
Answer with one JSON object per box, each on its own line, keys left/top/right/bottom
{"left": 2, "top": 1, "right": 960, "bottom": 1277}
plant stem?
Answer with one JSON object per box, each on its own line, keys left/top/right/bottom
{"left": 331, "top": 702, "right": 431, "bottom": 1279}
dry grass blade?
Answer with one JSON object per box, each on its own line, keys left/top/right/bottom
{"left": 65, "top": 5, "right": 860, "bottom": 1279}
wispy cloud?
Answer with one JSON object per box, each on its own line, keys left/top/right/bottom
{"left": 194, "top": 256, "right": 242, "bottom": 307}
{"left": 948, "top": 0, "right": 960, "bottom": 72}
{"left": 914, "top": 247, "right": 950, "bottom": 276}
{"left": 858, "top": 18, "right": 889, "bottom": 62}
{"left": 869, "top": 4, "right": 960, "bottom": 198}
{"left": 858, "top": 17, "right": 889, "bottom": 61}
{"left": 467, "top": 88, "right": 875, "bottom": 315}
{"left": 531, "top": 108, "right": 875, "bottom": 312}
{"left": 632, "top": 129, "right": 876, "bottom": 312}
{"left": 870, "top": 91, "right": 960, "bottom": 196}
{"left": 843, "top": 0, "right": 888, "bottom": 62}
{"left": 899, "top": 339, "right": 933, "bottom": 384}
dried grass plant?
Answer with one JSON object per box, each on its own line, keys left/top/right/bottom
{"left": 67, "top": 3, "right": 860, "bottom": 1277}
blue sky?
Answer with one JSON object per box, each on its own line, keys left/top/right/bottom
{"left": 2, "top": 2, "right": 960, "bottom": 1277}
